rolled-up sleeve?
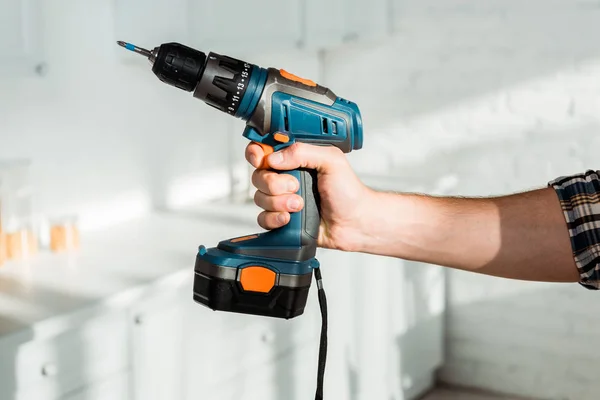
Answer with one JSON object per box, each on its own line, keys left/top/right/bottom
{"left": 549, "top": 170, "right": 600, "bottom": 290}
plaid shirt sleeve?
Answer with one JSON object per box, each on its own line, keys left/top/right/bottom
{"left": 548, "top": 170, "right": 600, "bottom": 290}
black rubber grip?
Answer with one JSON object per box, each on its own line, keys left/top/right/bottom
{"left": 300, "top": 168, "right": 321, "bottom": 243}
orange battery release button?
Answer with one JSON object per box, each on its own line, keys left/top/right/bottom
{"left": 240, "top": 266, "right": 277, "bottom": 293}
{"left": 280, "top": 69, "right": 317, "bottom": 87}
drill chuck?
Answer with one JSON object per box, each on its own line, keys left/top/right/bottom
{"left": 117, "top": 41, "right": 264, "bottom": 117}
{"left": 150, "top": 42, "right": 207, "bottom": 92}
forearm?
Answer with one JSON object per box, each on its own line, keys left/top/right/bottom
{"left": 360, "top": 188, "right": 579, "bottom": 283}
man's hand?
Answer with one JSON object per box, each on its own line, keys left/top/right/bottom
{"left": 245, "top": 141, "right": 375, "bottom": 252}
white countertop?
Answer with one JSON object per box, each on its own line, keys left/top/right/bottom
{"left": 0, "top": 203, "right": 263, "bottom": 346}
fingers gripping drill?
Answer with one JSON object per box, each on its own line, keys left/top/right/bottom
{"left": 117, "top": 41, "right": 364, "bottom": 398}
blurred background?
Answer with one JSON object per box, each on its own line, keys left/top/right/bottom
{"left": 1, "top": 0, "right": 599, "bottom": 399}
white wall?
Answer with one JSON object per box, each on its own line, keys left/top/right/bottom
{"left": 324, "top": 1, "right": 600, "bottom": 399}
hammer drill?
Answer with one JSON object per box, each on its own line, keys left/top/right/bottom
{"left": 117, "top": 40, "right": 364, "bottom": 399}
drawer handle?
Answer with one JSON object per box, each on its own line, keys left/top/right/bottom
{"left": 41, "top": 363, "right": 58, "bottom": 377}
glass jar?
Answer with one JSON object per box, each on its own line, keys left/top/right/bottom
{"left": 49, "top": 216, "right": 79, "bottom": 253}
{"left": 0, "top": 160, "right": 38, "bottom": 260}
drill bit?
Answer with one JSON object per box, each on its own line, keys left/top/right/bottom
{"left": 116, "top": 41, "right": 153, "bottom": 58}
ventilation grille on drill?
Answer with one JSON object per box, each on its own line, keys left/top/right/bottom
{"left": 321, "top": 118, "right": 338, "bottom": 135}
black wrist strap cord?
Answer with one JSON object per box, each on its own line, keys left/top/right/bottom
{"left": 314, "top": 267, "right": 328, "bottom": 400}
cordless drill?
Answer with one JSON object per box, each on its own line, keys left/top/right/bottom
{"left": 117, "top": 40, "right": 363, "bottom": 397}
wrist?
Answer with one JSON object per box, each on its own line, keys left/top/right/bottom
{"left": 354, "top": 190, "right": 419, "bottom": 256}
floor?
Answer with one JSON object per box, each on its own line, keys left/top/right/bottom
{"left": 421, "top": 387, "right": 531, "bottom": 400}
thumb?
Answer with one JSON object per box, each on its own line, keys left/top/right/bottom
{"left": 267, "top": 142, "right": 338, "bottom": 172}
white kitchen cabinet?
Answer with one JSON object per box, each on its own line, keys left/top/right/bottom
{"left": 187, "top": 0, "right": 303, "bottom": 58}
{"left": 0, "top": 311, "right": 130, "bottom": 400}
{"left": 0, "top": 0, "right": 44, "bottom": 76}
{"left": 129, "top": 289, "right": 186, "bottom": 400}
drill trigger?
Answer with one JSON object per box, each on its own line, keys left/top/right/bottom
{"left": 242, "top": 126, "right": 296, "bottom": 152}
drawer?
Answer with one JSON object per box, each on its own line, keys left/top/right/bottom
{"left": 0, "top": 311, "right": 130, "bottom": 400}
{"left": 183, "top": 314, "right": 321, "bottom": 394}
{"left": 198, "top": 340, "right": 319, "bottom": 400}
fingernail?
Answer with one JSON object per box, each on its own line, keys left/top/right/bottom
{"left": 288, "top": 199, "right": 301, "bottom": 210}
{"left": 287, "top": 180, "right": 297, "bottom": 192}
{"left": 269, "top": 152, "right": 284, "bottom": 165}
{"left": 277, "top": 213, "right": 287, "bottom": 224}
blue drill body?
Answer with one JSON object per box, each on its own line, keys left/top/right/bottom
{"left": 195, "top": 62, "right": 363, "bottom": 319}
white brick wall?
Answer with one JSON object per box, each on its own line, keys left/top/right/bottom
{"left": 324, "top": 1, "right": 600, "bottom": 399}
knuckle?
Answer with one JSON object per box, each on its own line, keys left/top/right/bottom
{"left": 253, "top": 190, "right": 262, "bottom": 204}
{"left": 253, "top": 170, "right": 270, "bottom": 189}
{"left": 327, "top": 146, "right": 346, "bottom": 166}
{"left": 287, "top": 143, "right": 302, "bottom": 159}
{"left": 255, "top": 192, "right": 274, "bottom": 210}
{"left": 326, "top": 145, "right": 343, "bottom": 160}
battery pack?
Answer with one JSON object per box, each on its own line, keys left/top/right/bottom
{"left": 193, "top": 251, "right": 313, "bottom": 319}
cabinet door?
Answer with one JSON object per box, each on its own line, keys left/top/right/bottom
{"left": 129, "top": 290, "right": 186, "bottom": 400}
{"left": 0, "top": 0, "right": 43, "bottom": 76}
{"left": 187, "top": 0, "right": 303, "bottom": 58}
{"left": 2, "top": 312, "right": 129, "bottom": 400}
{"left": 114, "top": 0, "right": 189, "bottom": 63}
